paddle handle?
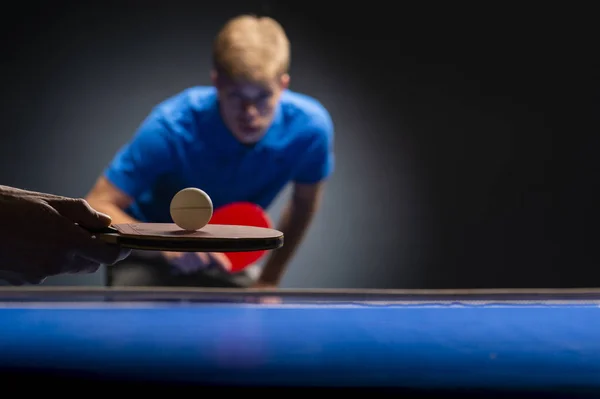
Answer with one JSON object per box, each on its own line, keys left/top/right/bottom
{"left": 84, "top": 226, "right": 119, "bottom": 235}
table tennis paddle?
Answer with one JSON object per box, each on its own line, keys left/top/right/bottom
{"left": 209, "top": 202, "right": 274, "bottom": 273}
{"left": 88, "top": 222, "right": 283, "bottom": 254}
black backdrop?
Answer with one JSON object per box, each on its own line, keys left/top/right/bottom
{"left": 0, "top": 1, "right": 597, "bottom": 288}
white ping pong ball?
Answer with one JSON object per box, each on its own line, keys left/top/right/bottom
{"left": 169, "top": 188, "right": 213, "bottom": 231}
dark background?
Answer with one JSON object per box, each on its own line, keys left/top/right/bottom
{"left": 0, "top": 1, "right": 596, "bottom": 288}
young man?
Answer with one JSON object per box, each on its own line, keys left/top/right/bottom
{"left": 85, "top": 15, "right": 335, "bottom": 289}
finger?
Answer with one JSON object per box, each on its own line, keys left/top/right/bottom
{"left": 62, "top": 254, "right": 103, "bottom": 274}
{"left": 116, "top": 248, "right": 132, "bottom": 262}
{"left": 75, "top": 242, "right": 129, "bottom": 266}
{"left": 260, "top": 296, "right": 282, "bottom": 304}
{"left": 64, "top": 224, "right": 131, "bottom": 265}
{"left": 49, "top": 197, "right": 112, "bottom": 229}
{"left": 0, "top": 186, "right": 64, "bottom": 201}
{"left": 209, "top": 252, "right": 232, "bottom": 271}
{"left": 197, "top": 253, "right": 211, "bottom": 264}
{"left": 162, "top": 251, "right": 183, "bottom": 261}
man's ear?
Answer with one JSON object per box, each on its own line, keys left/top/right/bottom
{"left": 280, "top": 73, "right": 290, "bottom": 90}
{"left": 210, "top": 70, "right": 219, "bottom": 86}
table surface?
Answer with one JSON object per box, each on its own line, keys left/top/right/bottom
{"left": 1, "top": 287, "right": 600, "bottom": 395}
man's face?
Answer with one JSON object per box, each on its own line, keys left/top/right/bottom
{"left": 213, "top": 72, "right": 289, "bottom": 144}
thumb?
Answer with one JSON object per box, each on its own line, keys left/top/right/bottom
{"left": 49, "top": 197, "right": 112, "bottom": 229}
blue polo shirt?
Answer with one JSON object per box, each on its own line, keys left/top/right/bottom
{"left": 104, "top": 86, "right": 335, "bottom": 223}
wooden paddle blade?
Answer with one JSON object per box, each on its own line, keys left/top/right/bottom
{"left": 93, "top": 223, "right": 283, "bottom": 253}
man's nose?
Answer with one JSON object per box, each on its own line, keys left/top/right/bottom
{"left": 241, "top": 101, "right": 259, "bottom": 116}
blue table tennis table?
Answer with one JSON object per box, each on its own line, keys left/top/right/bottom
{"left": 0, "top": 287, "right": 599, "bottom": 397}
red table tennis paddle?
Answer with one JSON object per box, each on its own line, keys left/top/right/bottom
{"left": 209, "top": 202, "right": 273, "bottom": 273}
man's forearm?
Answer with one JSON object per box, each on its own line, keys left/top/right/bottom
{"left": 258, "top": 200, "right": 317, "bottom": 285}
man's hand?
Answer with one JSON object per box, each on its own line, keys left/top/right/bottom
{"left": 162, "top": 251, "right": 232, "bottom": 274}
{"left": 0, "top": 185, "right": 131, "bottom": 285}
{"left": 257, "top": 181, "right": 324, "bottom": 286}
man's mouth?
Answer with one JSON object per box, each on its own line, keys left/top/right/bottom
{"left": 238, "top": 124, "right": 261, "bottom": 134}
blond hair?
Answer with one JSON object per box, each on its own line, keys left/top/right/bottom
{"left": 212, "top": 15, "right": 290, "bottom": 83}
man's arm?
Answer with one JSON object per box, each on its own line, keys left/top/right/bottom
{"left": 85, "top": 111, "right": 176, "bottom": 224}
{"left": 85, "top": 176, "right": 139, "bottom": 224}
{"left": 255, "top": 109, "right": 335, "bottom": 287}
{"left": 255, "top": 181, "right": 325, "bottom": 287}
